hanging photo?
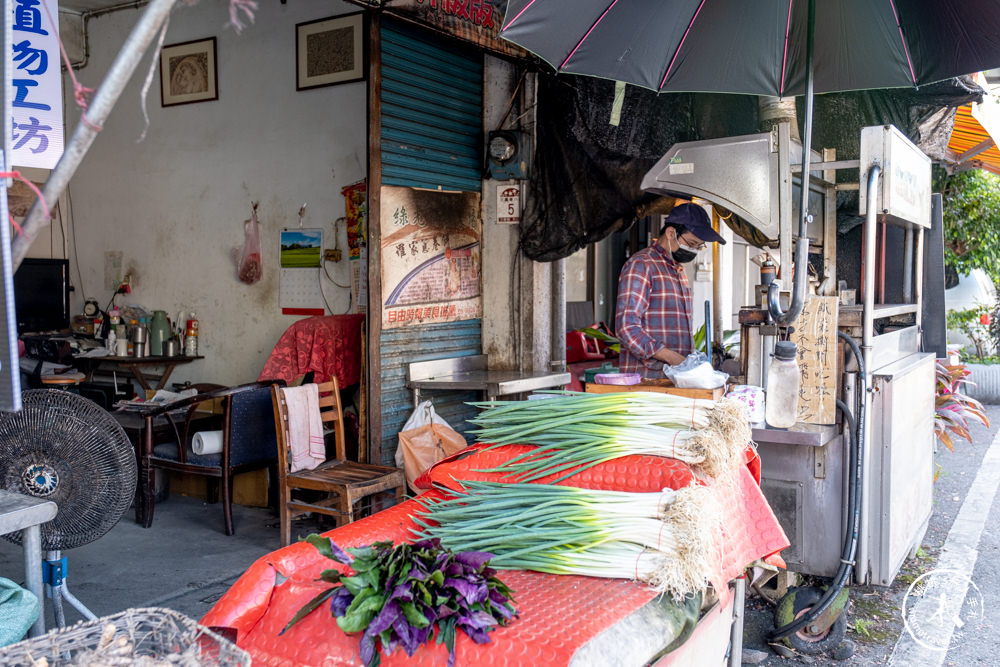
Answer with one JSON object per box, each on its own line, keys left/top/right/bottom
{"left": 160, "top": 37, "right": 218, "bottom": 107}
{"left": 296, "top": 13, "right": 365, "bottom": 90}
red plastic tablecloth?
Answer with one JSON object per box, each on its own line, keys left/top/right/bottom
{"left": 258, "top": 315, "right": 364, "bottom": 385}
{"left": 202, "top": 451, "right": 787, "bottom": 666}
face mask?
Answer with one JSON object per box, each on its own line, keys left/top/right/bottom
{"left": 671, "top": 241, "right": 700, "bottom": 264}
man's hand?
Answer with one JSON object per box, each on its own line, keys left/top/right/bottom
{"left": 652, "top": 347, "right": 686, "bottom": 366}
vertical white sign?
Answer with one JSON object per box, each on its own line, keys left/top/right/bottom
{"left": 10, "top": 0, "right": 63, "bottom": 169}
{"left": 496, "top": 184, "right": 520, "bottom": 224}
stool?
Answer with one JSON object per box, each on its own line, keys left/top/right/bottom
{"left": 40, "top": 372, "right": 86, "bottom": 389}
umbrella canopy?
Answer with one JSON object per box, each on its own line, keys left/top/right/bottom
{"left": 500, "top": 0, "right": 1000, "bottom": 97}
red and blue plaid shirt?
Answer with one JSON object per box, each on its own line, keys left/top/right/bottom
{"left": 615, "top": 242, "right": 693, "bottom": 378}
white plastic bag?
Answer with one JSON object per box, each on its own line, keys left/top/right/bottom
{"left": 663, "top": 352, "right": 729, "bottom": 389}
{"left": 394, "top": 401, "right": 454, "bottom": 467}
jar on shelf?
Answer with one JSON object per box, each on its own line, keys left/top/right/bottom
{"left": 764, "top": 341, "right": 800, "bottom": 429}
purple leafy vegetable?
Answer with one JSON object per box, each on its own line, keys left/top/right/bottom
{"left": 283, "top": 536, "right": 518, "bottom": 667}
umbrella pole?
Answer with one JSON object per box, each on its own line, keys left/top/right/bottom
{"left": 768, "top": 0, "right": 815, "bottom": 326}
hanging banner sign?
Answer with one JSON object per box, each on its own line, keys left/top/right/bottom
{"left": 9, "top": 0, "right": 64, "bottom": 169}
{"left": 380, "top": 185, "right": 482, "bottom": 329}
{"left": 382, "top": 0, "right": 528, "bottom": 58}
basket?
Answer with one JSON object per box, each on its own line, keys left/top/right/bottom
{"left": 0, "top": 607, "right": 251, "bottom": 666}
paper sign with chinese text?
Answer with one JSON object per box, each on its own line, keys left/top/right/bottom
{"left": 496, "top": 184, "right": 520, "bottom": 224}
{"left": 789, "top": 295, "right": 839, "bottom": 425}
{"left": 380, "top": 186, "right": 481, "bottom": 329}
{"left": 10, "top": 0, "right": 64, "bottom": 169}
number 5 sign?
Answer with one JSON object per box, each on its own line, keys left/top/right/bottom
{"left": 496, "top": 184, "right": 520, "bottom": 225}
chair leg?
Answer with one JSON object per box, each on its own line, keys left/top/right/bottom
{"left": 222, "top": 474, "right": 234, "bottom": 536}
{"left": 138, "top": 460, "right": 155, "bottom": 529}
{"left": 280, "top": 485, "right": 292, "bottom": 548}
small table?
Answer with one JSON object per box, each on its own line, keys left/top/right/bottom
{"left": 0, "top": 489, "right": 57, "bottom": 637}
{"left": 406, "top": 355, "right": 571, "bottom": 406}
{"left": 76, "top": 355, "right": 204, "bottom": 391}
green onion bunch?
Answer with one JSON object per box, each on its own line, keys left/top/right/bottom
{"left": 414, "top": 480, "right": 719, "bottom": 600}
{"left": 469, "top": 392, "right": 750, "bottom": 479}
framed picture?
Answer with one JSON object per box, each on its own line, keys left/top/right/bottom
{"left": 296, "top": 13, "right": 366, "bottom": 91}
{"left": 160, "top": 37, "right": 218, "bottom": 107}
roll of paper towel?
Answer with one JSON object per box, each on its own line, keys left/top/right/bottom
{"left": 192, "top": 430, "right": 224, "bottom": 455}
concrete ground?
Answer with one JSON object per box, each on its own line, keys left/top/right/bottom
{"left": 0, "top": 493, "right": 334, "bottom": 630}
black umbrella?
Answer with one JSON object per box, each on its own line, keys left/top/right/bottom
{"left": 500, "top": 0, "right": 1000, "bottom": 322}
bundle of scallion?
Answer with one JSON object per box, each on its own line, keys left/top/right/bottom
{"left": 469, "top": 392, "right": 750, "bottom": 479}
{"left": 414, "top": 480, "right": 719, "bottom": 599}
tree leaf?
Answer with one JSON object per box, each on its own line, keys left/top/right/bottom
{"left": 280, "top": 587, "right": 336, "bottom": 634}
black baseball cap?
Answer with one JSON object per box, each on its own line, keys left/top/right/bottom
{"left": 663, "top": 203, "right": 726, "bottom": 245}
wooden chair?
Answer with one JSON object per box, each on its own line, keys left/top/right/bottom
{"left": 138, "top": 380, "right": 285, "bottom": 534}
{"left": 272, "top": 376, "right": 406, "bottom": 546}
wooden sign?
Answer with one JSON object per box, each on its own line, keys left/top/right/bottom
{"left": 789, "top": 295, "right": 839, "bottom": 425}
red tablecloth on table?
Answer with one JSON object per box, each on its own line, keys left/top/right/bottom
{"left": 258, "top": 315, "right": 364, "bottom": 386}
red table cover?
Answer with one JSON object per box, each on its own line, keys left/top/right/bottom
{"left": 258, "top": 315, "right": 364, "bottom": 386}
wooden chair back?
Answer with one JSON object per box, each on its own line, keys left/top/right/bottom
{"left": 272, "top": 376, "right": 346, "bottom": 478}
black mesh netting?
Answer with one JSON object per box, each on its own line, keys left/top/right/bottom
{"left": 0, "top": 390, "right": 137, "bottom": 550}
{"left": 520, "top": 72, "right": 981, "bottom": 261}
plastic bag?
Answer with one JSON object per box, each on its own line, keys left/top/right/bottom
{"left": 233, "top": 201, "right": 262, "bottom": 284}
{"left": 663, "top": 352, "right": 729, "bottom": 389}
{"left": 396, "top": 400, "right": 467, "bottom": 491}
{"left": 397, "top": 423, "right": 468, "bottom": 492}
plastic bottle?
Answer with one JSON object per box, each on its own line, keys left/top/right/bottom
{"left": 106, "top": 327, "right": 117, "bottom": 353}
{"left": 764, "top": 341, "right": 800, "bottom": 429}
{"left": 185, "top": 313, "right": 199, "bottom": 356}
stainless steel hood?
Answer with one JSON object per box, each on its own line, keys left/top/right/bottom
{"left": 640, "top": 130, "right": 819, "bottom": 240}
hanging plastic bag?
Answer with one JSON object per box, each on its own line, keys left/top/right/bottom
{"left": 663, "top": 352, "right": 729, "bottom": 389}
{"left": 233, "top": 201, "right": 263, "bottom": 284}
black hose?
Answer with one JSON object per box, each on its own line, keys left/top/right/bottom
{"left": 769, "top": 331, "right": 866, "bottom": 640}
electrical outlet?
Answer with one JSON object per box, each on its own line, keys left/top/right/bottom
{"left": 324, "top": 249, "right": 342, "bottom": 262}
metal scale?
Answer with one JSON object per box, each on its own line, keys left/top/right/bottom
{"left": 641, "top": 123, "right": 937, "bottom": 649}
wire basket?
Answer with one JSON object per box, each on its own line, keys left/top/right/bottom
{"left": 0, "top": 607, "right": 251, "bottom": 666}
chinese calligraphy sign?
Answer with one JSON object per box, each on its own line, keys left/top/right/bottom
{"left": 10, "top": 0, "right": 63, "bottom": 169}
{"left": 789, "top": 295, "right": 839, "bottom": 425}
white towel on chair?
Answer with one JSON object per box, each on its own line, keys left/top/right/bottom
{"left": 283, "top": 384, "right": 326, "bottom": 472}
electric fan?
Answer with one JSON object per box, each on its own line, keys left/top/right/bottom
{"left": 0, "top": 389, "right": 137, "bottom": 625}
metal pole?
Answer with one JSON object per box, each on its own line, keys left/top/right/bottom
{"left": 551, "top": 258, "right": 566, "bottom": 372}
{"left": 728, "top": 576, "right": 746, "bottom": 667}
{"left": 768, "top": 0, "right": 815, "bottom": 326}
{"left": 11, "top": 0, "right": 179, "bottom": 269}
{"left": 903, "top": 227, "right": 914, "bottom": 303}
{"left": 23, "top": 525, "right": 45, "bottom": 636}
{"left": 856, "top": 164, "right": 881, "bottom": 586}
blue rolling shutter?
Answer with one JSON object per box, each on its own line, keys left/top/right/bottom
{"left": 379, "top": 21, "right": 483, "bottom": 466}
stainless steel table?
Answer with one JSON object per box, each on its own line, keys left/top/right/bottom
{"left": 0, "top": 489, "right": 57, "bottom": 637}
{"left": 406, "top": 355, "right": 572, "bottom": 406}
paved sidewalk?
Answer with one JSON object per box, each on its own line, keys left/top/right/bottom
{"left": 743, "top": 404, "right": 1000, "bottom": 665}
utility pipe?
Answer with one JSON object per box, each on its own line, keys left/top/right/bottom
{"left": 768, "top": 0, "right": 815, "bottom": 326}
{"left": 11, "top": 0, "right": 179, "bottom": 269}
{"left": 856, "top": 164, "right": 881, "bottom": 585}
{"left": 903, "top": 227, "right": 914, "bottom": 303}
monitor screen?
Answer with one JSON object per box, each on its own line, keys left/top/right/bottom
{"left": 13, "top": 258, "right": 70, "bottom": 334}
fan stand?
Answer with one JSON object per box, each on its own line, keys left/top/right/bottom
{"left": 43, "top": 550, "right": 97, "bottom": 626}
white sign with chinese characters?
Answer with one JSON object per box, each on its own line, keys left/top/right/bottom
{"left": 496, "top": 184, "right": 520, "bottom": 224}
{"left": 10, "top": 0, "right": 64, "bottom": 169}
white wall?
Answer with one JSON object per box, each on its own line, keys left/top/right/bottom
{"left": 47, "top": 0, "right": 366, "bottom": 386}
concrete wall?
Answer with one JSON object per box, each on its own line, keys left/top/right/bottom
{"left": 481, "top": 59, "right": 552, "bottom": 372}
{"left": 32, "top": 0, "right": 366, "bottom": 386}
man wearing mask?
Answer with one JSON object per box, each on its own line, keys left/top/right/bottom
{"left": 615, "top": 203, "right": 726, "bottom": 379}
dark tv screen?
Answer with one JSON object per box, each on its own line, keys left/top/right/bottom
{"left": 13, "top": 258, "right": 70, "bottom": 334}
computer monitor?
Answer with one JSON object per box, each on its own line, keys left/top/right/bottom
{"left": 13, "top": 258, "right": 70, "bottom": 334}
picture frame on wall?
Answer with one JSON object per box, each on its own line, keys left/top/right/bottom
{"left": 160, "top": 37, "right": 218, "bottom": 107}
{"left": 296, "top": 13, "right": 366, "bottom": 91}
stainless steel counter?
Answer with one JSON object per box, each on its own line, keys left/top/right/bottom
{"left": 0, "top": 489, "right": 57, "bottom": 637}
{"left": 406, "top": 355, "right": 571, "bottom": 406}
{"left": 752, "top": 421, "right": 840, "bottom": 447}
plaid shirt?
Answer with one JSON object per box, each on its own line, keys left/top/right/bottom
{"left": 614, "top": 242, "right": 693, "bottom": 378}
